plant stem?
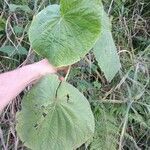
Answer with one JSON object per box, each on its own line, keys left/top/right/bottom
{"left": 65, "top": 65, "right": 71, "bottom": 81}
{"left": 119, "top": 101, "right": 133, "bottom": 150}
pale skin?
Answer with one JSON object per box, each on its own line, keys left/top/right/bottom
{"left": 0, "top": 59, "right": 62, "bottom": 112}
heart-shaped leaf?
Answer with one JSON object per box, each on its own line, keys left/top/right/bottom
{"left": 16, "top": 75, "right": 95, "bottom": 150}
{"left": 93, "top": 4, "right": 121, "bottom": 81}
{"left": 29, "top": 0, "right": 101, "bottom": 67}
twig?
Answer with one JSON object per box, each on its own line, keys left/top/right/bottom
{"left": 95, "top": 99, "right": 127, "bottom": 104}
{"left": 119, "top": 101, "right": 133, "bottom": 150}
{"left": 0, "top": 127, "right": 6, "bottom": 150}
{"left": 108, "top": 0, "right": 114, "bottom": 15}
{"left": 65, "top": 65, "right": 71, "bottom": 81}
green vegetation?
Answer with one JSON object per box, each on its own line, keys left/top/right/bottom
{"left": 16, "top": 75, "right": 95, "bottom": 150}
{"left": 0, "top": 0, "right": 150, "bottom": 150}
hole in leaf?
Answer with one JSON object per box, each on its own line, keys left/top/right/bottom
{"left": 67, "top": 94, "right": 70, "bottom": 102}
{"left": 34, "top": 124, "right": 38, "bottom": 129}
{"left": 42, "top": 113, "right": 47, "bottom": 117}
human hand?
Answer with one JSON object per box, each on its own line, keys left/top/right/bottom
{"left": 33, "top": 59, "right": 57, "bottom": 76}
{"left": 0, "top": 59, "right": 66, "bottom": 111}
{"left": 32, "top": 59, "right": 67, "bottom": 81}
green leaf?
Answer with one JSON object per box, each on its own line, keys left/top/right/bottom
{"left": 145, "top": 44, "right": 150, "bottom": 53}
{"left": 16, "top": 75, "right": 95, "bottom": 150}
{"left": 16, "top": 46, "right": 28, "bottom": 55}
{"left": 93, "top": 6, "right": 121, "bottom": 82}
{"left": 13, "top": 25, "right": 24, "bottom": 35}
{"left": 0, "top": 46, "right": 28, "bottom": 56}
{"left": 9, "top": 4, "right": 32, "bottom": 13}
{"left": 0, "top": 17, "right": 6, "bottom": 32}
{"left": 29, "top": 0, "right": 101, "bottom": 67}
